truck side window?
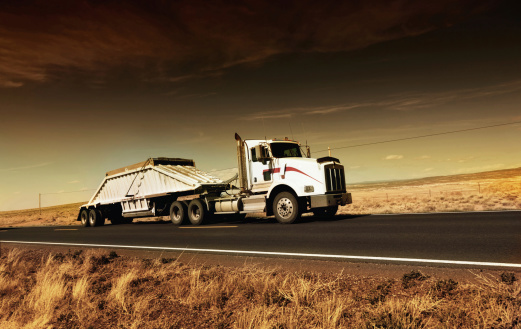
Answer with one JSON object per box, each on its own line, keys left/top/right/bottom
{"left": 251, "top": 148, "right": 258, "bottom": 162}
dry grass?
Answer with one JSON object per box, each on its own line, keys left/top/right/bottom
{"left": 0, "top": 248, "right": 520, "bottom": 328}
{"left": 0, "top": 202, "right": 84, "bottom": 227}
{"left": 340, "top": 174, "right": 521, "bottom": 215}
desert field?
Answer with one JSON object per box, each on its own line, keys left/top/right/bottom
{"left": 1, "top": 167, "right": 520, "bottom": 227}
{"left": 339, "top": 167, "right": 521, "bottom": 215}
{"left": 0, "top": 247, "right": 519, "bottom": 328}
{"left": 0, "top": 202, "right": 85, "bottom": 228}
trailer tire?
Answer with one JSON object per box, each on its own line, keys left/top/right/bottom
{"left": 313, "top": 206, "right": 338, "bottom": 218}
{"left": 80, "top": 209, "right": 89, "bottom": 227}
{"left": 170, "top": 201, "right": 187, "bottom": 226}
{"left": 88, "top": 209, "right": 103, "bottom": 227}
{"left": 273, "top": 191, "right": 300, "bottom": 224}
{"left": 188, "top": 199, "right": 206, "bottom": 225}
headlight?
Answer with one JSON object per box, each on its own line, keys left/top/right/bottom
{"left": 304, "top": 185, "right": 314, "bottom": 193}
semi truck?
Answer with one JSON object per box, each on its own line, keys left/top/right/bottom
{"left": 77, "top": 133, "right": 352, "bottom": 226}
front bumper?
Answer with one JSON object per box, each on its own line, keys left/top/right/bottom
{"left": 310, "top": 192, "right": 352, "bottom": 208}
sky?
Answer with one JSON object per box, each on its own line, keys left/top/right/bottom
{"left": 1, "top": 0, "right": 521, "bottom": 211}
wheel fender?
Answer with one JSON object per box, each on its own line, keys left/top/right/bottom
{"left": 267, "top": 183, "right": 298, "bottom": 200}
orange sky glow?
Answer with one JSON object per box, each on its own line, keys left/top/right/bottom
{"left": 1, "top": 0, "right": 520, "bottom": 211}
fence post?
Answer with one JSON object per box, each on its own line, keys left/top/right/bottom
{"left": 429, "top": 189, "right": 432, "bottom": 198}
{"left": 478, "top": 182, "right": 481, "bottom": 193}
{"left": 386, "top": 193, "right": 389, "bottom": 202}
{"left": 39, "top": 193, "right": 41, "bottom": 215}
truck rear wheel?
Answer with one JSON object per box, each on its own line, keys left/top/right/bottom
{"left": 170, "top": 201, "right": 187, "bottom": 225}
{"left": 188, "top": 199, "right": 207, "bottom": 225}
{"left": 88, "top": 209, "right": 104, "bottom": 227}
{"left": 273, "top": 191, "right": 300, "bottom": 224}
{"left": 80, "top": 209, "right": 89, "bottom": 227}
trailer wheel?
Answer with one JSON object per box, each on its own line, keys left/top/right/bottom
{"left": 80, "top": 209, "right": 89, "bottom": 227}
{"left": 188, "top": 199, "right": 206, "bottom": 225}
{"left": 313, "top": 206, "right": 339, "bottom": 218}
{"left": 170, "top": 201, "right": 187, "bottom": 226}
{"left": 88, "top": 209, "right": 103, "bottom": 227}
{"left": 273, "top": 191, "right": 300, "bottom": 224}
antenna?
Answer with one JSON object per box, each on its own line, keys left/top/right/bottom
{"left": 288, "top": 118, "right": 294, "bottom": 140}
{"left": 301, "top": 121, "right": 309, "bottom": 143}
{"left": 262, "top": 116, "right": 267, "bottom": 140}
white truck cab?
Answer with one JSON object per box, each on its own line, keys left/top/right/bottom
{"left": 236, "top": 134, "right": 352, "bottom": 223}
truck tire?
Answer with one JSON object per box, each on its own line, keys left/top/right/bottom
{"left": 88, "top": 209, "right": 103, "bottom": 227}
{"left": 188, "top": 199, "right": 206, "bottom": 225}
{"left": 80, "top": 209, "right": 89, "bottom": 227}
{"left": 273, "top": 191, "right": 300, "bottom": 224}
{"left": 170, "top": 201, "right": 187, "bottom": 225}
{"left": 313, "top": 206, "right": 339, "bottom": 218}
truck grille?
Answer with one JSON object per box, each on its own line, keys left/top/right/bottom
{"left": 324, "top": 164, "right": 346, "bottom": 193}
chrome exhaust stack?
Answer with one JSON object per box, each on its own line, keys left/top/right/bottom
{"left": 235, "top": 133, "right": 248, "bottom": 193}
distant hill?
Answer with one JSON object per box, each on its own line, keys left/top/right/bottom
{"left": 348, "top": 166, "right": 521, "bottom": 190}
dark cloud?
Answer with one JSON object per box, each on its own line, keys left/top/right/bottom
{"left": 0, "top": 0, "right": 498, "bottom": 87}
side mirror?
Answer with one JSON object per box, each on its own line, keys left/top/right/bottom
{"left": 254, "top": 145, "right": 262, "bottom": 161}
{"left": 255, "top": 145, "right": 270, "bottom": 164}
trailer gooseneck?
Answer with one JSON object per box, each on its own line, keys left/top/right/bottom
{"left": 77, "top": 134, "right": 352, "bottom": 226}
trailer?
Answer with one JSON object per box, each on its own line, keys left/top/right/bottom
{"left": 78, "top": 134, "right": 352, "bottom": 226}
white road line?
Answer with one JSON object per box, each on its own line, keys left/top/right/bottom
{"left": 2, "top": 240, "right": 521, "bottom": 268}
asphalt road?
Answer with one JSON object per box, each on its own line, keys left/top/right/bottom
{"left": 2, "top": 211, "right": 521, "bottom": 268}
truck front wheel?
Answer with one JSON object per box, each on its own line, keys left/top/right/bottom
{"left": 273, "top": 191, "right": 300, "bottom": 224}
{"left": 188, "top": 199, "right": 207, "bottom": 225}
{"left": 170, "top": 201, "right": 187, "bottom": 225}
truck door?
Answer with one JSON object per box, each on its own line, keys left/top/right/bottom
{"left": 249, "top": 144, "right": 273, "bottom": 192}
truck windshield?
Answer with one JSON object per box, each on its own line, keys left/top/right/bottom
{"left": 270, "top": 143, "right": 303, "bottom": 158}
